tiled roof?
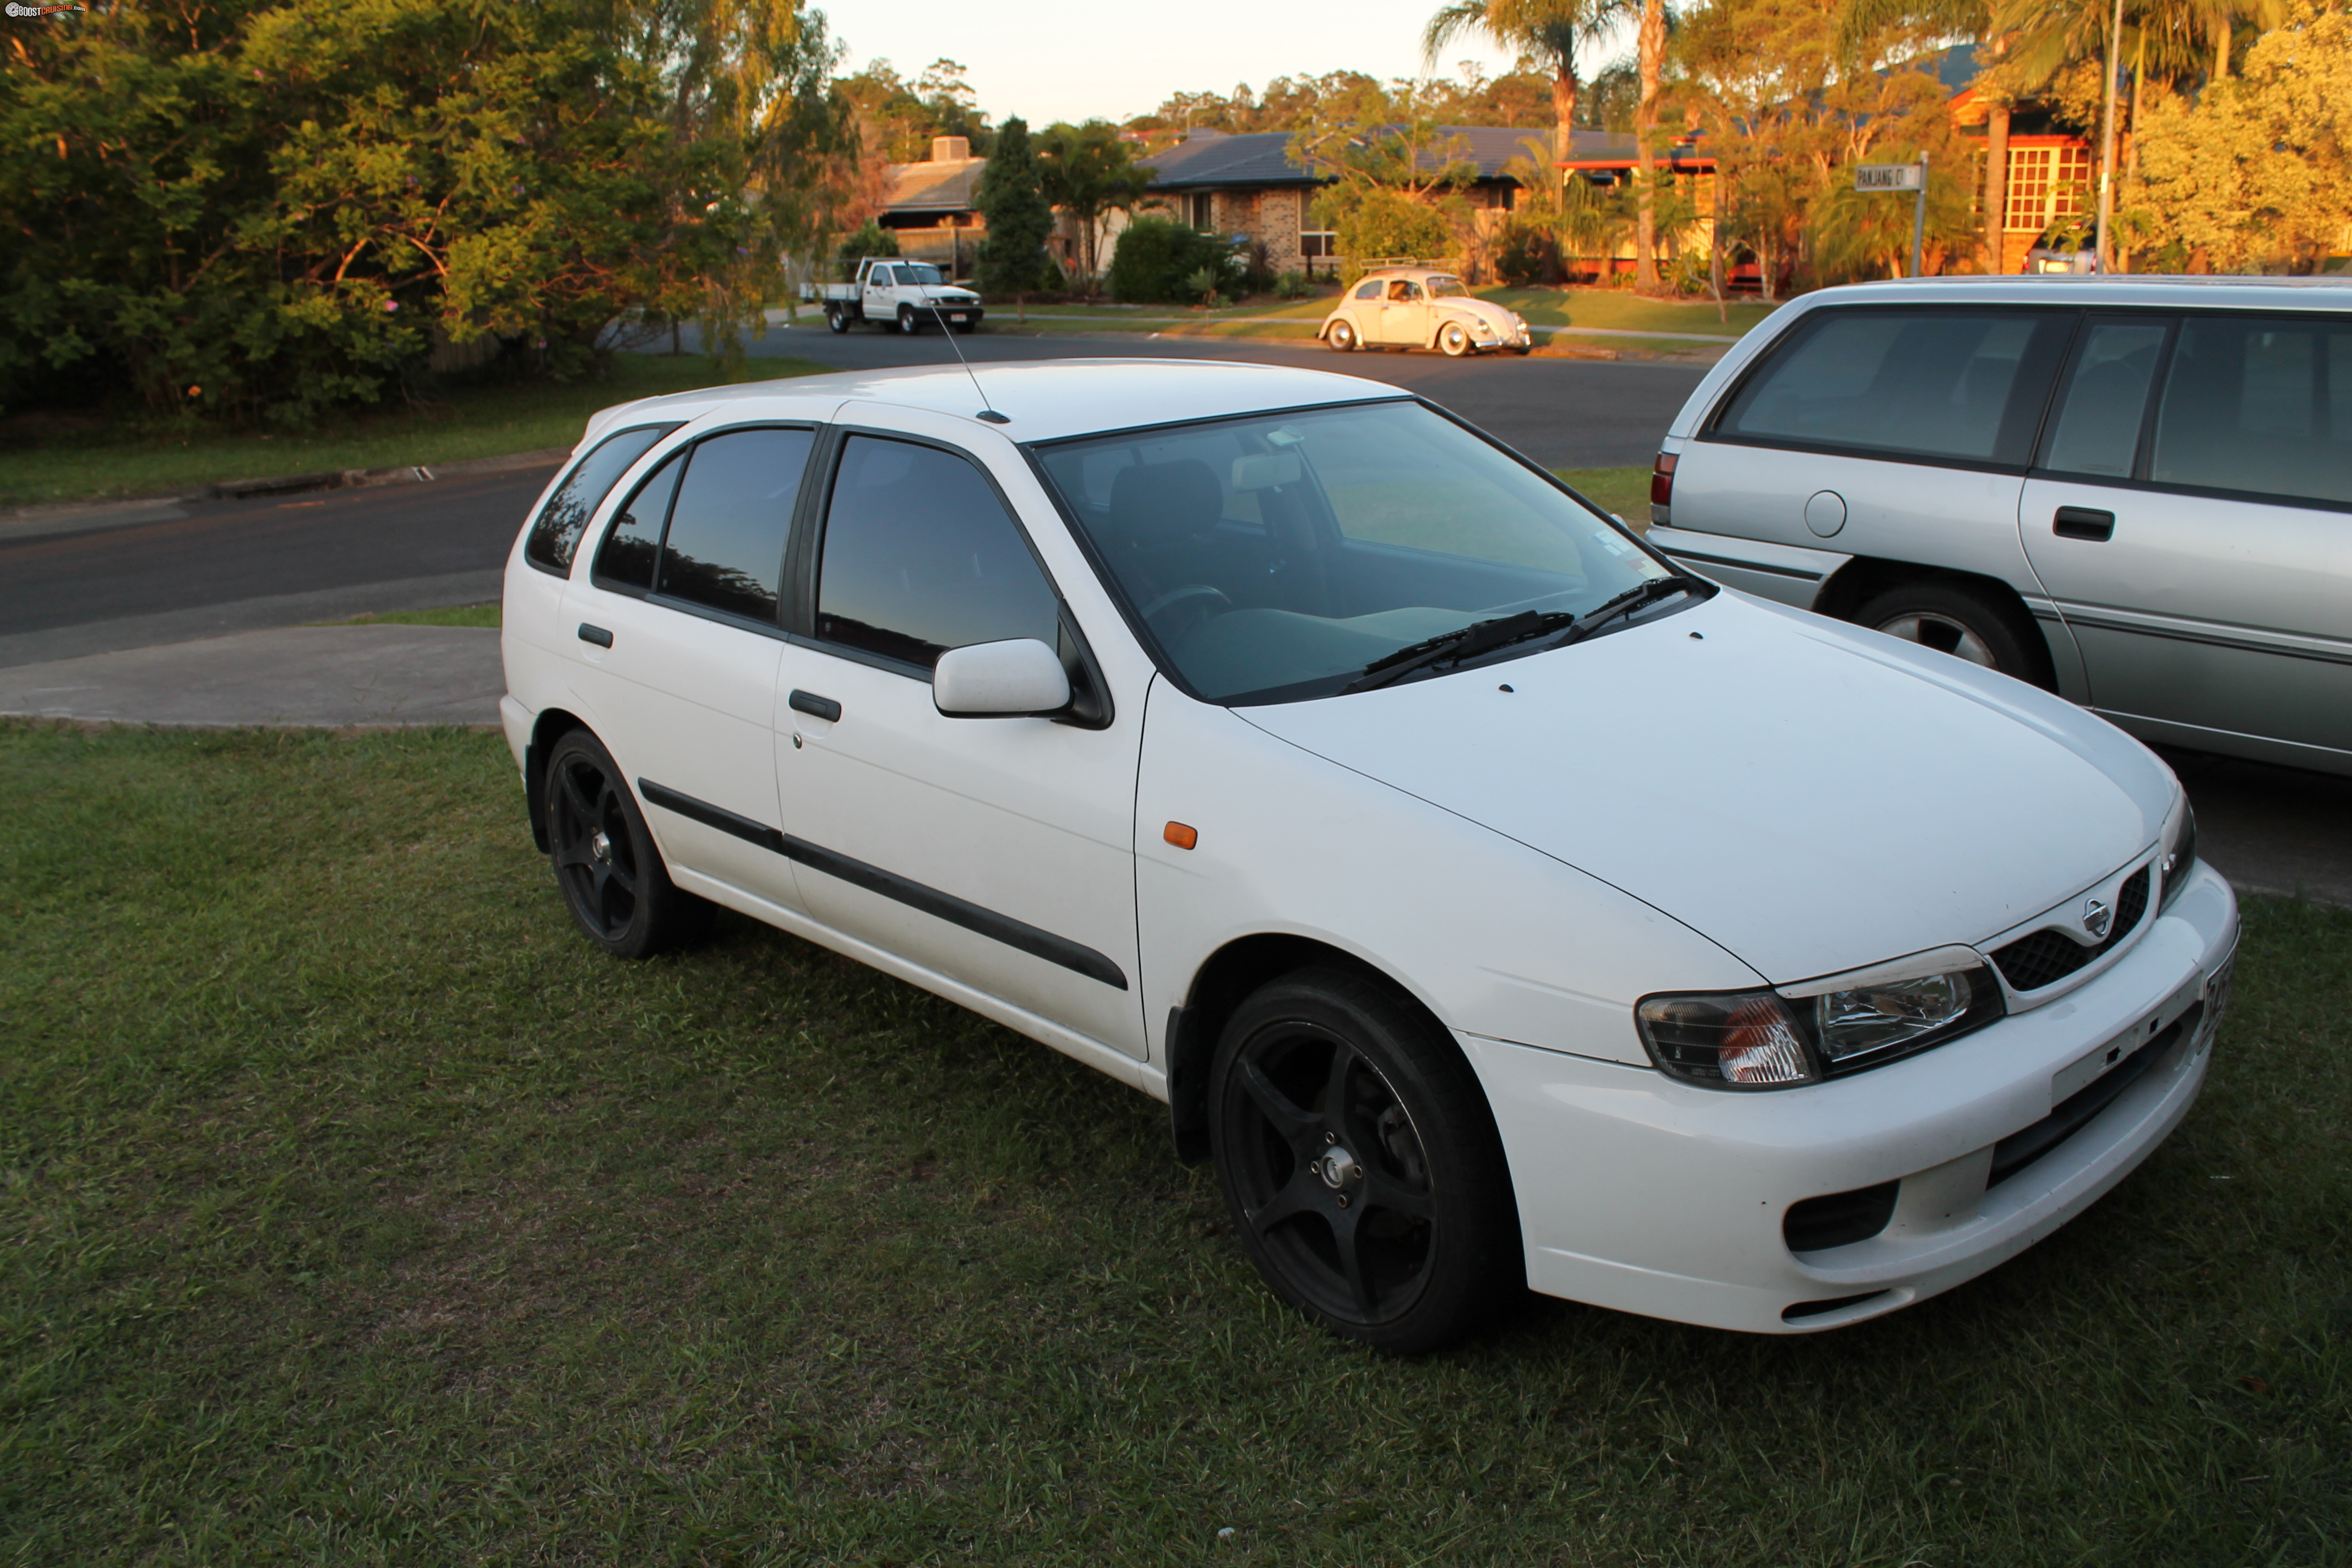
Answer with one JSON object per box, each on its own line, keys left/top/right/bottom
{"left": 1141, "top": 126, "right": 1620, "bottom": 188}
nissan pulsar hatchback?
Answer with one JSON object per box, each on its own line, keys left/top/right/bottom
{"left": 499, "top": 359, "right": 2237, "bottom": 1354}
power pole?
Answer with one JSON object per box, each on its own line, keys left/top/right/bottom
{"left": 2094, "top": 0, "right": 2125, "bottom": 270}
{"left": 1911, "top": 151, "right": 1930, "bottom": 279}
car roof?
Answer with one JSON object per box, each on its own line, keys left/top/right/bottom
{"left": 1359, "top": 266, "right": 1462, "bottom": 281}
{"left": 578, "top": 358, "right": 1407, "bottom": 450}
{"left": 1797, "top": 275, "right": 2352, "bottom": 313}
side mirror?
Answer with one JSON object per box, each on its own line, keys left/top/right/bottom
{"left": 933, "top": 638, "right": 1071, "bottom": 718}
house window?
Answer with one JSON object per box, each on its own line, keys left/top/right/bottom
{"left": 1183, "top": 192, "right": 1215, "bottom": 230}
{"left": 1300, "top": 231, "right": 1337, "bottom": 259}
{"left": 2005, "top": 144, "right": 2093, "bottom": 233}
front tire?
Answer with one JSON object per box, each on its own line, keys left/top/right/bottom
{"left": 1210, "top": 968, "right": 1520, "bottom": 1355}
{"left": 1438, "top": 322, "right": 1473, "bottom": 357}
{"left": 1851, "top": 578, "right": 2046, "bottom": 686}
{"left": 543, "top": 729, "right": 712, "bottom": 960}
{"left": 898, "top": 304, "right": 923, "bottom": 335}
{"left": 1326, "top": 319, "right": 1358, "bottom": 352}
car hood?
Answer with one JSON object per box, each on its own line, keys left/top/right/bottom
{"left": 916, "top": 286, "right": 979, "bottom": 302}
{"left": 1439, "top": 298, "right": 1521, "bottom": 329}
{"left": 1237, "top": 591, "right": 2176, "bottom": 984}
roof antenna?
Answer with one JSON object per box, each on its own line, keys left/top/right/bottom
{"left": 925, "top": 292, "right": 1009, "bottom": 424}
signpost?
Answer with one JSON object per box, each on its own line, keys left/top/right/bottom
{"left": 1855, "top": 155, "right": 1930, "bottom": 278}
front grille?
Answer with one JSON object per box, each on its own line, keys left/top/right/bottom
{"left": 1991, "top": 868, "right": 2150, "bottom": 992}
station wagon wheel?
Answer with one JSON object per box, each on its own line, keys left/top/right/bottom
{"left": 1438, "top": 321, "right": 1473, "bottom": 357}
{"left": 1210, "top": 968, "right": 1520, "bottom": 1354}
{"left": 543, "top": 729, "right": 712, "bottom": 960}
{"left": 1327, "top": 318, "right": 1358, "bottom": 352}
{"left": 1851, "top": 580, "right": 2046, "bottom": 687}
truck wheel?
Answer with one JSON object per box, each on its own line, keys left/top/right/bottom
{"left": 826, "top": 307, "right": 850, "bottom": 334}
{"left": 898, "top": 304, "right": 923, "bottom": 335}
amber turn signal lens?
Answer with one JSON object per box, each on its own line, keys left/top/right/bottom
{"left": 1163, "top": 821, "right": 1198, "bottom": 850}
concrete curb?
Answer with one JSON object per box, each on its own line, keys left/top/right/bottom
{"left": 1, "top": 445, "right": 574, "bottom": 529}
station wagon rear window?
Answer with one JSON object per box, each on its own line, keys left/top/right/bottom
{"left": 1714, "top": 309, "right": 2070, "bottom": 467}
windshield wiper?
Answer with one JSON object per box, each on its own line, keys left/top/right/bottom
{"left": 1341, "top": 609, "right": 1578, "bottom": 694}
{"left": 1544, "top": 577, "right": 1695, "bottom": 651}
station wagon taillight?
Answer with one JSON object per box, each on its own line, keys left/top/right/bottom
{"left": 1649, "top": 451, "right": 1678, "bottom": 510}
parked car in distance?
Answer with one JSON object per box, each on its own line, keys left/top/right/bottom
{"left": 1647, "top": 276, "right": 2352, "bottom": 778}
{"left": 803, "top": 257, "right": 983, "bottom": 334}
{"left": 1319, "top": 267, "right": 1533, "bottom": 357}
{"left": 502, "top": 358, "right": 2235, "bottom": 1353}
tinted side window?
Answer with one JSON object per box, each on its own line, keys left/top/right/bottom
{"left": 525, "top": 424, "right": 678, "bottom": 574}
{"left": 1716, "top": 310, "right": 2066, "bottom": 465}
{"left": 2150, "top": 315, "right": 2352, "bottom": 505}
{"left": 2039, "top": 318, "right": 2168, "bottom": 477}
{"left": 816, "top": 436, "right": 1060, "bottom": 671}
{"left": 593, "top": 450, "right": 683, "bottom": 594}
{"left": 655, "top": 428, "right": 811, "bottom": 623}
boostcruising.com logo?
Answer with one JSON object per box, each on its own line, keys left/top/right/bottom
{"left": 7, "top": 2, "right": 88, "bottom": 13}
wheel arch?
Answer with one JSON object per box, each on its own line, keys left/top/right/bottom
{"left": 522, "top": 706, "right": 592, "bottom": 852}
{"left": 1813, "top": 556, "right": 2057, "bottom": 691}
{"left": 1163, "top": 933, "right": 1457, "bottom": 1166}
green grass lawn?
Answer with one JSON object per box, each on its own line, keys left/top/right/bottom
{"left": 1554, "top": 465, "right": 1652, "bottom": 524}
{"left": 322, "top": 603, "right": 503, "bottom": 629}
{"left": 1477, "top": 287, "right": 1784, "bottom": 340}
{"left": 0, "top": 353, "right": 829, "bottom": 510}
{"left": 5, "top": 723, "right": 2346, "bottom": 1565}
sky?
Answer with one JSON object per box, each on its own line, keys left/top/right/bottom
{"left": 819, "top": 0, "right": 1548, "bottom": 128}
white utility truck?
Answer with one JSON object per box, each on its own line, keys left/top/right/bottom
{"left": 804, "top": 258, "right": 985, "bottom": 335}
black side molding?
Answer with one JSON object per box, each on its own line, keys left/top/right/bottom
{"left": 788, "top": 689, "right": 842, "bottom": 722}
{"left": 636, "top": 777, "right": 1127, "bottom": 990}
{"left": 578, "top": 623, "right": 614, "bottom": 647}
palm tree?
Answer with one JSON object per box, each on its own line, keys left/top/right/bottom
{"left": 1631, "top": 0, "right": 1673, "bottom": 290}
{"left": 1423, "top": 0, "right": 1635, "bottom": 167}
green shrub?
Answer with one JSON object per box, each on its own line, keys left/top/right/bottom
{"left": 1107, "top": 216, "right": 1234, "bottom": 304}
{"left": 1496, "top": 220, "right": 1560, "bottom": 286}
{"left": 838, "top": 220, "right": 902, "bottom": 262}
{"left": 1274, "top": 269, "right": 1314, "bottom": 300}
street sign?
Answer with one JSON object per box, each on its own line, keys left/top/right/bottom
{"left": 1854, "top": 164, "right": 1925, "bottom": 192}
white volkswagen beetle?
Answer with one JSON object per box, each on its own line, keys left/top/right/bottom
{"left": 500, "top": 359, "right": 2236, "bottom": 1353}
{"left": 1319, "top": 266, "right": 1533, "bottom": 357}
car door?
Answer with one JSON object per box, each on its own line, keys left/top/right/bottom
{"left": 769, "top": 416, "right": 1148, "bottom": 1058}
{"left": 1344, "top": 277, "right": 1385, "bottom": 342}
{"left": 2020, "top": 310, "right": 2352, "bottom": 768}
{"left": 862, "top": 265, "right": 897, "bottom": 322}
{"left": 563, "top": 424, "right": 818, "bottom": 913}
{"left": 1383, "top": 280, "right": 1430, "bottom": 347}
{"left": 1676, "top": 304, "right": 2087, "bottom": 690}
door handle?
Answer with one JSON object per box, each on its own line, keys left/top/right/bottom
{"left": 2052, "top": 507, "right": 2116, "bottom": 542}
{"left": 577, "top": 623, "right": 614, "bottom": 647}
{"left": 788, "top": 689, "right": 842, "bottom": 722}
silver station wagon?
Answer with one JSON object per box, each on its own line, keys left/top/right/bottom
{"left": 1647, "top": 277, "right": 2352, "bottom": 777}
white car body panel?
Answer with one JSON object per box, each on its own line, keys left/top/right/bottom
{"left": 502, "top": 357, "right": 2239, "bottom": 1336}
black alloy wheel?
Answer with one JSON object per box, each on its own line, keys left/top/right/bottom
{"left": 1210, "top": 968, "right": 1520, "bottom": 1354}
{"left": 1850, "top": 578, "right": 2047, "bottom": 688}
{"left": 543, "top": 729, "right": 711, "bottom": 959}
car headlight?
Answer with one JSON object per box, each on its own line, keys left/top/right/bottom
{"left": 2158, "top": 799, "right": 2198, "bottom": 912}
{"left": 1637, "top": 946, "right": 2006, "bottom": 1091}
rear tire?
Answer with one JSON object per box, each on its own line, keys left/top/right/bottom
{"left": 826, "top": 307, "right": 851, "bottom": 334}
{"left": 1327, "top": 319, "right": 1357, "bottom": 352}
{"left": 1209, "top": 967, "right": 1520, "bottom": 1355}
{"left": 1851, "top": 579, "right": 2046, "bottom": 687}
{"left": 543, "top": 729, "right": 713, "bottom": 960}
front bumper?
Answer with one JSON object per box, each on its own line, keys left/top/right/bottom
{"left": 1464, "top": 859, "right": 2239, "bottom": 1333}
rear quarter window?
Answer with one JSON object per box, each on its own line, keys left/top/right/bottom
{"left": 524, "top": 423, "right": 679, "bottom": 574}
{"left": 1712, "top": 309, "right": 2070, "bottom": 468}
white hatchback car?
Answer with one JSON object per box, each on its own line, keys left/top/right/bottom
{"left": 501, "top": 359, "right": 2237, "bottom": 1353}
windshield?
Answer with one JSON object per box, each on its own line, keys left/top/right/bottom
{"left": 1034, "top": 401, "right": 1678, "bottom": 703}
{"left": 894, "top": 263, "right": 946, "bottom": 286}
{"left": 1425, "top": 275, "right": 1471, "bottom": 298}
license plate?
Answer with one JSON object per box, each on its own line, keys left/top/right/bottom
{"left": 950, "top": 314, "right": 967, "bottom": 322}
